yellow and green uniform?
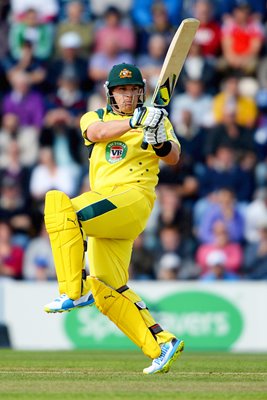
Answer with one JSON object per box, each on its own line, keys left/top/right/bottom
{"left": 80, "top": 105, "right": 179, "bottom": 206}
{"left": 75, "top": 106, "right": 179, "bottom": 282}
{"left": 44, "top": 105, "right": 180, "bottom": 359}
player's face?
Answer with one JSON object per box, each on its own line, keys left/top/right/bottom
{"left": 112, "top": 85, "right": 143, "bottom": 115}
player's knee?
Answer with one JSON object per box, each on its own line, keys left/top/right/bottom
{"left": 44, "top": 190, "right": 78, "bottom": 234}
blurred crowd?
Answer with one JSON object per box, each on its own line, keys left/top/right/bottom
{"left": 0, "top": 0, "right": 267, "bottom": 282}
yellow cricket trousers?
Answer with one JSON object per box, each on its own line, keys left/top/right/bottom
{"left": 71, "top": 185, "right": 152, "bottom": 288}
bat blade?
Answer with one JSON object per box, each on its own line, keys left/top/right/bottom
{"left": 151, "top": 18, "right": 200, "bottom": 107}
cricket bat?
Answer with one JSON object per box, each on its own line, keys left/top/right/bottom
{"left": 142, "top": 18, "right": 200, "bottom": 149}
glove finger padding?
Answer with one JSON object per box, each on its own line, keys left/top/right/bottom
{"left": 144, "top": 120, "right": 167, "bottom": 145}
{"left": 130, "top": 107, "right": 167, "bottom": 129}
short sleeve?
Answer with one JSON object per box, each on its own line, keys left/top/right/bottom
{"left": 80, "top": 110, "right": 102, "bottom": 145}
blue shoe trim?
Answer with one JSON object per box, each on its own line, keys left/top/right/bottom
{"left": 77, "top": 295, "right": 95, "bottom": 308}
{"left": 61, "top": 299, "right": 75, "bottom": 310}
{"left": 169, "top": 339, "right": 182, "bottom": 359}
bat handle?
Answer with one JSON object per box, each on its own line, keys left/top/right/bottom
{"left": 141, "top": 141, "right": 148, "bottom": 150}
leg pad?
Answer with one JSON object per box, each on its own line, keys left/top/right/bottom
{"left": 44, "top": 190, "right": 85, "bottom": 299}
{"left": 89, "top": 276, "right": 161, "bottom": 359}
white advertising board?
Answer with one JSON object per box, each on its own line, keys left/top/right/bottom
{"left": 1, "top": 279, "right": 267, "bottom": 352}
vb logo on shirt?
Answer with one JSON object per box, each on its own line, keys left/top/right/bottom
{"left": 106, "top": 141, "right": 127, "bottom": 164}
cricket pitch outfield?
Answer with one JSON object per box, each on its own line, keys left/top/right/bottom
{"left": 0, "top": 350, "right": 266, "bottom": 399}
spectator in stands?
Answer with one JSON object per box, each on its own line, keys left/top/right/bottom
{"left": 170, "top": 77, "right": 213, "bottom": 131}
{"left": 157, "top": 225, "right": 199, "bottom": 279}
{"left": 243, "top": 223, "right": 267, "bottom": 279}
{"left": 158, "top": 224, "right": 196, "bottom": 266}
{"left": 88, "top": 35, "right": 134, "bottom": 90}
{"left": 196, "top": 220, "right": 243, "bottom": 274}
{"left": 134, "top": 1, "right": 176, "bottom": 55}
{"left": 2, "top": 70, "right": 45, "bottom": 129}
{"left": 55, "top": 0, "right": 93, "bottom": 58}
{"left": 200, "top": 249, "right": 240, "bottom": 281}
{"left": 157, "top": 252, "right": 181, "bottom": 280}
{"left": 219, "top": 0, "right": 265, "bottom": 76}
{"left": 158, "top": 153, "right": 200, "bottom": 209}
{"left": 158, "top": 155, "right": 199, "bottom": 205}
{"left": 145, "top": 184, "right": 197, "bottom": 264}
{"left": 156, "top": 185, "right": 194, "bottom": 240}
{"left": 177, "top": 41, "right": 218, "bottom": 94}
{"left": 0, "top": 138, "right": 32, "bottom": 244}
{"left": 197, "top": 187, "right": 245, "bottom": 244}
{"left": 11, "top": 0, "right": 58, "bottom": 22}
{"left": 8, "top": 7, "right": 54, "bottom": 61}
{"left": 45, "top": 70, "right": 87, "bottom": 127}
{"left": 158, "top": 224, "right": 185, "bottom": 256}
{"left": 209, "top": 0, "right": 267, "bottom": 22}
{"left": 192, "top": 0, "right": 221, "bottom": 58}
{"left": 57, "top": 0, "right": 91, "bottom": 21}
{"left": 175, "top": 109, "right": 206, "bottom": 170}
{"left": 46, "top": 31, "right": 89, "bottom": 93}
{"left": 212, "top": 75, "right": 258, "bottom": 128}
{"left": 23, "top": 220, "right": 56, "bottom": 280}
{"left": 204, "top": 105, "right": 255, "bottom": 158}
{"left": 40, "top": 108, "right": 84, "bottom": 187}
{"left": 129, "top": 234, "right": 155, "bottom": 280}
{"left": 0, "top": 173, "right": 32, "bottom": 248}
{"left": 197, "top": 145, "right": 255, "bottom": 203}
{"left": 93, "top": 6, "right": 135, "bottom": 55}
{"left": 0, "top": 220, "right": 24, "bottom": 279}
{"left": 137, "top": 34, "right": 167, "bottom": 94}
{"left": 244, "top": 188, "right": 267, "bottom": 244}
{"left": 0, "top": 113, "right": 39, "bottom": 168}
{"left": 2, "top": 39, "right": 47, "bottom": 90}
{"left": 29, "top": 146, "right": 78, "bottom": 206}
{"left": 90, "top": 0, "right": 132, "bottom": 19}
{"left": 131, "top": 0, "right": 183, "bottom": 28}
{"left": 0, "top": 138, "right": 31, "bottom": 199}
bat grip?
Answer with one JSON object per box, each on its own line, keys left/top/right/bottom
{"left": 141, "top": 141, "right": 148, "bottom": 150}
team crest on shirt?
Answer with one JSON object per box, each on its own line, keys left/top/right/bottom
{"left": 106, "top": 141, "right": 127, "bottom": 163}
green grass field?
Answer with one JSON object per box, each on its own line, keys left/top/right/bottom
{"left": 0, "top": 350, "right": 266, "bottom": 400}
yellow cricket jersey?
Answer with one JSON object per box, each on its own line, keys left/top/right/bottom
{"left": 80, "top": 106, "right": 180, "bottom": 204}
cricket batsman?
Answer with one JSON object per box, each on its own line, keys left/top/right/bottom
{"left": 44, "top": 63, "right": 184, "bottom": 374}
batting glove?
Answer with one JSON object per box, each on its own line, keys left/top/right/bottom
{"left": 143, "top": 120, "right": 168, "bottom": 145}
{"left": 129, "top": 107, "right": 167, "bottom": 129}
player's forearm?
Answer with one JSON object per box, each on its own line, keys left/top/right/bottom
{"left": 86, "top": 119, "right": 131, "bottom": 142}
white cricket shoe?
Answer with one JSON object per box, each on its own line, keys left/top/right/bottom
{"left": 143, "top": 338, "right": 184, "bottom": 374}
{"left": 44, "top": 292, "right": 95, "bottom": 313}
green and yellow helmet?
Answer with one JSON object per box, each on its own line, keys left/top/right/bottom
{"left": 104, "top": 63, "right": 146, "bottom": 113}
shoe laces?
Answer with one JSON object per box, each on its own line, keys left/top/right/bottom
{"left": 55, "top": 294, "right": 67, "bottom": 302}
{"left": 153, "top": 343, "right": 169, "bottom": 366}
